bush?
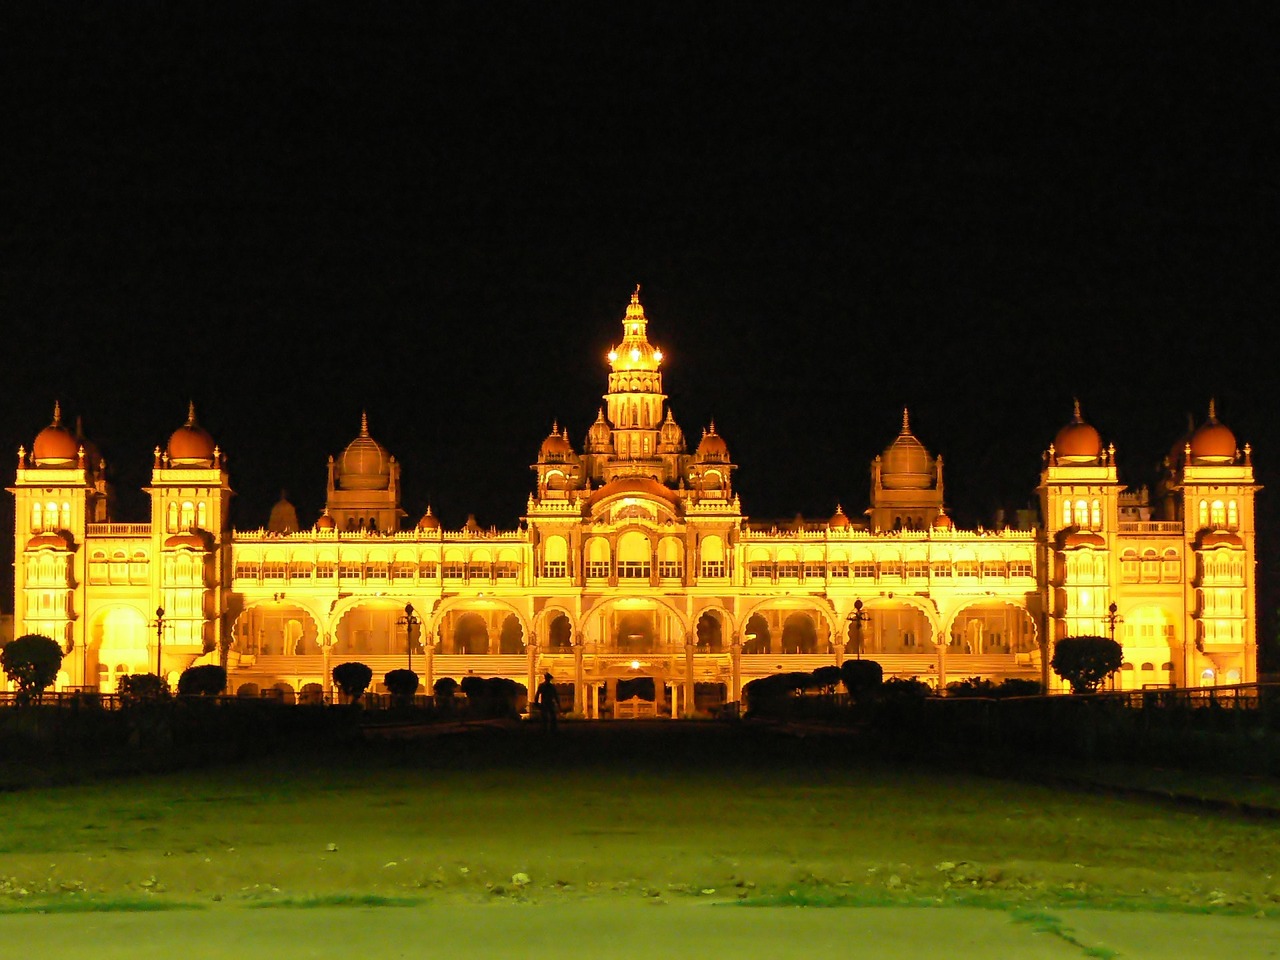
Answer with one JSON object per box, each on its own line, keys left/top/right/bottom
{"left": 178, "top": 664, "right": 227, "bottom": 696}
{"left": 118, "top": 673, "right": 170, "bottom": 701}
{"left": 995, "top": 678, "right": 1043, "bottom": 698}
{"left": 433, "top": 676, "right": 459, "bottom": 712}
{"left": 384, "top": 669, "right": 420, "bottom": 701}
{"left": 947, "top": 676, "right": 996, "bottom": 698}
{"left": 1052, "top": 636, "right": 1123, "bottom": 694}
{"left": 840, "top": 659, "right": 884, "bottom": 700}
{"left": 879, "top": 677, "right": 933, "bottom": 702}
{"left": 332, "top": 661, "right": 373, "bottom": 702}
{"left": 811, "top": 665, "right": 843, "bottom": 694}
{"left": 1, "top": 633, "right": 64, "bottom": 703}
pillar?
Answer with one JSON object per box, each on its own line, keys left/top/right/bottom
{"left": 573, "top": 642, "right": 585, "bottom": 714}
{"left": 684, "top": 640, "right": 695, "bottom": 718}
{"left": 730, "top": 636, "right": 742, "bottom": 703}
{"left": 526, "top": 640, "right": 539, "bottom": 714}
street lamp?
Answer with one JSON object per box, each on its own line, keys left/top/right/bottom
{"left": 151, "top": 606, "right": 165, "bottom": 680}
{"left": 397, "top": 602, "right": 420, "bottom": 672}
{"left": 1104, "top": 601, "right": 1122, "bottom": 643}
{"left": 845, "top": 598, "right": 870, "bottom": 660}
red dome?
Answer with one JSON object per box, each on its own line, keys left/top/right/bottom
{"left": 417, "top": 507, "right": 441, "bottom": 531}
{"left": 26, "top": 531, "right": 71, "bottom": 550}
{"left": 32, "top": 402, "right": 79, "bottom": 465}
{"left": 932, "top": 511, "right": 954, "bottom": 530}
{"left": 165, "top": 532, "right": 208, "bottom": 551}
{"left": 696, "top": 423, "right": 729, "bottom": 461}
{"left": 539, "top": 423, "right": 574, "bottom": 460}
{"left": 315, "top": 513, "right": 336, "bottom": 531}
{"left": 828, "top": 505, "right": 851, "bottom": 529}
{"left": 168, "top": 403, "right": 217, "bottom": 465}
{"left": 1053, "top": 400, "right": 1102, "bottom": 463}
{"left": 1189, "top": 401, "right": 1236, "bottom": 463}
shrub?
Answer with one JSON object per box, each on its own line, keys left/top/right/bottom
{"left": 947, "top": 676, "right": 996, "bottom": 698}
{"left": 1051, "top": 635, "right": 1123, "bottom": 694}
{"left": 384, "top": 669, "right": 420, "bottom": 701}
{"left": 433, "top": 676, "right": 459, "bottom": 712}
{"left": 118, "top": 672, "right": 170, "bottom": 701}
{"left": 994, "top": 678, "right": 1043, "bottom": 698}
{"left": 178, "top": 664, "right": 227, "bottom": 696}
{"left": 0, "top": 633, "right": 64, "bottom": 703}
{"left": 811, "top": 665, "right": 843, "bottom": 694}
{"left": 840, "top": 659, "right": 884, "bottom": 700}
{"left": 332, "top": 661, "right": 373, "bottom": 702}
{"left": 879, "top": 676, "right": 933, "bottom": 701}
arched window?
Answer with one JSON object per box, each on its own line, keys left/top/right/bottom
{"left": 1198, "top": 500, "right": 1208, "bottom": 528}
{"left": 1062, "top": 500, "right": 1071, "bottom": 526}
{"left": 1075, "top": 500, "right": 1088, "bottom": 527}
{"left": 180, "top": 501, "right": 195, "bottom": 530}
{"left": 1227, "top": 500, "right": 1238, "bottom": 529}
{"left": 31, "top": 501, "right": 42, "bottom": 532}
{"left": 700, "top": 535, "right": 726, "bottom": 579}
{"left": 197, "top": 501, "right": 207, "bottom": 529}
{"left": 1090, "top": 500, "right": 1101, "bottom": 529}
{"left": 167, "top": 502, "right": 178, "bottom": 532}
{"left": 1210, "top": 500, "right": 1225, "bottom": 528}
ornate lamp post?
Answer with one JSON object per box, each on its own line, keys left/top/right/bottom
{"left": 845, "top": 598, "right": 871, "bottom": 660}
{"left": 151, "top": 606, "right": 166, "bottom": 680}
{"left": 1104, "top": 601, "right": 1122, "bottom": 643}
{"left": 397, "top": 602, "right": 420, "bottom": 673}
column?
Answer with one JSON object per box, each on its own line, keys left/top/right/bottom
{"left": 730, "top": 636, "right": 742, "bottom": 703}
{"left": 423, "top": 633, "right": 435, "bottom": 697}
{"left": 573, "top": 642, "right": 585, "bottom": 714}
{"left": 526, "top": 640, "right": 539, "bottom": 715}
{"left": 936, "top": 639, "right": 947, "bottom": 694}
{"left": 322, "top": 633, "right": 333, "bottom": 699}
{"left": 684, "top": 640, "right": 695, "bottom": 718}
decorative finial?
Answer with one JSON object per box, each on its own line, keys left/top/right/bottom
{"left": 632, "top": 283, "right": 641, "bottom": 302}
{"left": 551, "top": 420, "right": 559, "bottom": 435}
{"left": 360, "top": 410, "right": 370, "bottom": 436}
{"left": 901, "top": 407, "right": 911, "bottom": 433}
{"left": 1072, "top": 397, "right": 1083, "bottom": 423}
{"left": 708, "top": 419, "right": 717, "bottom": 434}
{"left": 1207, "top": 398, "right": 1217, "bottom": 423}
{"left": 52, "top": 400, "right": 62, "bottom": 426}
{"left": 186, "top": 401, "right": 197, "bottom": 426}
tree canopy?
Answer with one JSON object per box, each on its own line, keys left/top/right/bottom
{"left": 0, "top": 633, "right": 63, "bottom": 703}
{"left": 1051, "top": 635, "right": 1124, "bottom": 694}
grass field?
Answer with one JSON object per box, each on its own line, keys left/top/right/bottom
{"left": 2, "top": 722, "right": 1278, "bottom": 921}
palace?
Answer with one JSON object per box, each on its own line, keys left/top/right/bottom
{"left": 7, "top": 290, "right": 1259, "bottom": 712}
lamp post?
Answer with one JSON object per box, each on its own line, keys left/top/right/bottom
{"left": 397, "top": 602, "right": 420, "bottom": 673}
{"left": 1104, "top": 601, "right": 1122, "bottom": 643}
{"left": 151, "top": 606, "right": 165, "bottom": 680}
{"left": 845, "top": 598, "right": 870, "bottom": 661}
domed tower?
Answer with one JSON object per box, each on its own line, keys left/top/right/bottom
{"left": 532, "top": 421, "right": 581, "bottom": 496}
{"left": 868, "top": 408, "right": 945, "bottom": 531}
{"left": 1036, "top": 399, "right": 1122, "bottom": 653}
{"left": 687, "top": 421, "right": 735, "bottom": 498}
{"left": 11, "top": 402, "right": 111, "bottom": 665}
{"left": 1169, "top": 400, "right": 1258, "bottom": 683}
{"left": 149, "top": 402, "right": 234, "bottom": 663}
{"left": 586, "top": 286, "right": 686, "bottom": 484}
{"left": 324, "top": 412, "right": 404, "bottom": 532}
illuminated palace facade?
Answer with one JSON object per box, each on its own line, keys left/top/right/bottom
{"left": 8, "top": 291, "right": 1260, "bottom": 712}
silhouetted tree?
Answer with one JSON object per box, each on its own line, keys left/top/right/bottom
{"left": 178, "top": 664, "right": 227, "bottom": 696}
{"left": 384, "top": 669, "right": 420, "bottom": 703}
{"left": 1051, "top": 636, "right": 1123, "bottom": 694}
{"left": 332, "top": 661, "right": 373, "bottom": 702}
{"left": 839, "top": 659, "right": 884, "bottom": 700}
{"left": 1, "top": 633, "right": 63, "bottom": 704}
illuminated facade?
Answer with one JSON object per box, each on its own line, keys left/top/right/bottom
{"left": 8, "top": 291, "right": 1259, "bottom": 710}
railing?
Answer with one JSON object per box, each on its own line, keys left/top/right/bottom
{"left": 86, "top": 523, "right": 152, "bottom": 536}
{"left": 1117, "top": 521, "right": 1184, "bottom": 534}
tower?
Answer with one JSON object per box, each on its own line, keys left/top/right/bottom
{"left": 324, "top": 412, "right": 404, "bottom": 532}
{"left": 868, "top": 408, "right": 944, "bottom": 532}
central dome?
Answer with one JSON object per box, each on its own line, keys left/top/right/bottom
{"left": 32, "top": 401, "right": 79, "bottom": 466}
{"left": 880, "top": 409, "right": 934, "bottom": 489}
{"left": 1053, "top": 399, "right": 1102, "bottom": 463}
{"left": 168, "top": 402, "right": 217, "bottom": 466}
{"left": 338, "top": 412, "right": 391, "bottom": 490}
{"left": 1189, "top": 400, "right": 1236, "bottom": 464}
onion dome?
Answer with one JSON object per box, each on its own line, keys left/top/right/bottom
{"left": 586, "top": 408, "right": 613, "bottom": 452}
{"left": 267, "top": 491, "right": 300, "bottom": 534}
{"left": 932, "top": 509, "right": 954, "bottom": 530}
{"left": 880, "top": 408, "right": 934, "bottom": 489}
{"left": 538, "top": 422, "right": 575, "bottom": 461}
{"left": 164, "top": 532, "right": 208, "bottom": 550}
{"left": 463, "top": 513, "right": 483, "bottom": 533}
{"left": 658, "top": 409, "right": 686, "bottom": 452}
{"left": 828, "top": 504, "right": 851, "bottom": 529}
{"left": 695, "top": 421, "right": 729, "bottom": 462}
{"left": 315, "top": 512, "right": 336, "bottom": 531}
{"left": 416, "top": 506, "right": 441, "bottom": 531}
{"left": 1052, "top": 399, "right": 1103, "bottom": 464}
{"left": 26, "top": 531, "right": 72, "bottom": 550}
{"left": 337, "top": 412, "right": 391, "bottom": 490}
{"left": 32, "top": 401, "right": 79, "bottom": 466}
{"left": 1189, "top": 399, "right": 1237, "bottom": 464}
{"left": 168, "top": 402, "right": 217, "bottom": 466}
{"left": 607, "top": 286, "right": 664, "bottom": 372}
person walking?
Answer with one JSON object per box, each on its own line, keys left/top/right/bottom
{"left": 534, "top": 671, "right": 560, "bottom": 732}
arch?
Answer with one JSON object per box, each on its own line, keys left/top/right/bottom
{"left": 742, "top": 613, "right": 770, "bottom": 654}
{"left": 271, "top": 681, "right": 296, "bottom": 704}
{"left": 581, "top": 594, "right": 692, "bottom": 653}
{"left": 234, "top": 600, "right": 325, "bottom": 656}
{"left": 942, "top": 600, "right": 1036, "bottom": 654}
{"left": 331, "top": 599, "right": 408, "bottom": 657}
{"left": 533, "top": 604, "right": 577, "bottom": 649}
{"left": 736, "top": 596, "right": 840, "bottom": 646}
{"left": 299, "top": 682, "right": 324, "bottom": 705}
{"left": 426, "top": 595, "right": 532, "bottom": 648}
{"left": 498, "top": 614, "right": 525, "bottom": 654}
{"left": 236, "top": 682, "right": 260, "bottom": 697}
{"left": 87, "top": 605, "right": 150, "bottom": 683}
{"left": 780, "top": 612, "right": 818, "bottom": 654}
{"left": 452, "top": 613, "right": 490, "bottom": 655}
{"left": 695, "top": 609, "right": 724, "bottom": 651}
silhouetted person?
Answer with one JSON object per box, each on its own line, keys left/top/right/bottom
{"left": 535, "top": 672, "right": 560, "bottom": 732}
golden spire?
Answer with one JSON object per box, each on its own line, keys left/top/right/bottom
{"left": 360, "top": 410, "right": 370, "bottom": 436}
{"left": 52, "top": 400, "right": 63, "bottom": 426}
{"left": 1072, "top": 397, "right": 1083, "bottom": 423}
{"left": 901, "top": 407, "right": 911, "bottom": 434}
{"left": 186, "top": 401, "right": 198, "bottom": 427}
{"left": 1207, "top": 397, "right": 1218, "bottom": 423}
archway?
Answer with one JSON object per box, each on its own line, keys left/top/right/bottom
{"left": 547, "top": 613, "right": 573, "bottom": 650}
{"left": 332, "top": 601, "right": 404, "bottom": 657}
{"left": 695, "top": 611, "right": 724, "bottom": 651}
{"left": 781, "top": 613, "right": 818, "bottom": 654}
{"left": 89, "top": 606, "right": 149, "bottom": 690}
{"left": 742, "top": 613, "right": 770, "bottom": 654}
{"left": 499, "top": 614, "right": 525, "bottom": 654}
{"left": 234, "top": 603, "right": 321, "bottom": 656}
{"left": 613, "top": 612, "right": 657, "bottom": 654}
{"left": 947, "top": 602, "right": 1037, "bottom": 654}
{"left": 453, "top": 613, "right": 490, "bottom": 655}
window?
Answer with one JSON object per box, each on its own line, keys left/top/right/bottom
{"left": 619, "top": 560, "right": 650, "bottom": 579}
{"left": 443, "top": 562, "right": 465, "bottom": 579}
{"left": 31, "top": 501, "right": 42, "bottom": 532}
{"left": 367, "top": 561, "right": 389, "bottom": 580}
{"left": 1062, "top": 500, "right": 1072, "bottom": 526}
{"left": 749, "top": 562, "right": 774, "bottom": 579}
{"left": 339, "top": 561, "right": 362, "bottom": 579}
{"left": 197, "top": 502, "right": 207, "bottom": 529}
{"left": 391, "top": 561, "right": 415, "bottom": 581}
{"left": 1198, "top": 500, "right": 1209, "bottom": 528}
{"left": 879, "top": 560, "right": 902, "bottom": 578}
{"left": 60, "top": 501, "right": 71, "bottom": 529}
{"left": 180, "top": 501, "right": 195, "bottom": 530}
{"left": 776, "top": 562, "right": 799, "bottom": 579}
{"left": 418, "top": 561, "right": 438, "bottom": 579}
{"left": 495, "top": 561, "right": 519, "bottom": 581}
{"left": 234, "top": 561, "right": 260, "bottom": 580}
{"left": 1228, "top": 500, "right": 1238, "bottom": 529}
{"left": 541, "top": 560, "right": 567, "bottom": 578}
{"left": 905, "top": 561, "right": 928, "bottom": 579}
{"left": 931, "top": 561, "right": 952, "bottom": 578}
{"left": 1161, "top": 550, "right": 1180, "bottom": 581}
{"left": 290, "top": 561, "right": 314, "bottom": 580}
{"left": 1009, "top": 560, "right": 1033, "bottom": 578}
{"left": 316, "top": 561, "right": 337, "bottom": 579}
{"left": 585, "top": 561, "right": 610, "bottom": 579}
{"left": 700, "top": 560, "right": 726, "bottom": 578}
{"left": 467, "top": 561, "right": 491, "bottom": 580}
{"left": 828, "top": 562, "right": 849, "bottom": 579}
{"left": 852, "top": 561, "right": 876, "bottom": 579}
{"left": 981, "top": 561, "right": 1007, "bottom": 579}
{"left": 1075, "top": 500, "right": 1088, "bottom": 528}
{"left": 955, "top": 561, "right": 978, "bottom": 578}
{"left": 263, "top": 561, "right": 286, "bottom": 580}
{"left": 658, "top": 560, "right": 683, "bottom": 579}
{"left": 1090, "top": 500, "right": 1101, "bottom": 529}
{"left": 803, "top": 562, "right": 824, "bottom": 580}
{"left": 1210, "top": 500, "right": 1226, "bottom": 528}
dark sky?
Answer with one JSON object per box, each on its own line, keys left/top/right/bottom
{"left": 2, "top": 5, "right": 1277, "bottom": 616}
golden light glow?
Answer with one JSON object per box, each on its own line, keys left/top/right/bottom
{"left": 608, "top": 350, "right": 618, "bottom": 362}
{"left": 653, "top": 349, "right": 663, "bottom": 362}
{"left": 630, "top": 660, "right": 641, "bottom": 670}
{"left": 631, "top": 349, "right": 640, "bottom": 362}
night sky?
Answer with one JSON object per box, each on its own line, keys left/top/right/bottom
{"left": 2, "top": 6, "right": 1277, "bottom": 630}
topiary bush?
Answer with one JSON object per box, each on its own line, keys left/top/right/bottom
{"left": 839, "top": 658, "right": 884, "bottom": 700}
{"left": 433, "top": 676, "right": 459, "bottom": 713}
{"left": 384, "top": 668, "right": 420, "bottom": 702}
{"left": 1052, "top": 635, "right": 1123, "bottom": 694}
{"left": 946, "top": 675, "right": 997, "bottom": 698}
{"left": 178, "top": 664, "right": 227, "bottom": 696}
{"left": 118, "top": 672, "right": 170, "bottom": 702}
{"left": 994, "top": 678, "right": 1043, "bottom": 698}
{"left": 1, "top": 633, "right": 64, "bottom": 704}
{"left": 332, "top": 661, "right": 373, "bottom": 702}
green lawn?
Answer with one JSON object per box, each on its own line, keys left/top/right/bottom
{"left": 2, "top": 723, "right": 1278, "bottom": 916}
